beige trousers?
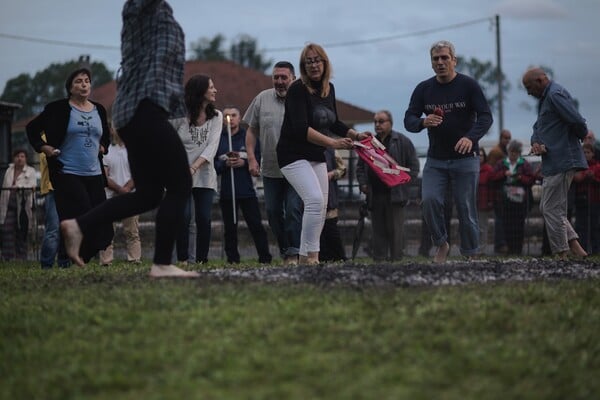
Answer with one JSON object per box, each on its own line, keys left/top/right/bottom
{"left": 99, "top": 215, "right": 141, "bottom": 264}
{"left": 539, "top": 170, "right": 578, "bottom": 254}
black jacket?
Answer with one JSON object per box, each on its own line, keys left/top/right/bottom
{"left": 26, "top": 98, "right": 111, "bottom": 185}
{"left": 356, "top": 130, "right": 420, "bottom": 205}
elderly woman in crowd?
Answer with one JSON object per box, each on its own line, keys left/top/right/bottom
{"left": 26, "top": 67, "right": 113, "bottom": 264}
{"left": 0, "top": 149, "right": 37, "bottom": 260}
{"left": 491, "top": 140, "right": 536, "bottom": 255}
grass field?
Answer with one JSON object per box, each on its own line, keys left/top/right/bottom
{"left": 1, "top": 260, "right": 599, "bottom": 400}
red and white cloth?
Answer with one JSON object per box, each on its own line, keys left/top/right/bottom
{"left": 353, "top": 136, "right": 411, "bottom": 187}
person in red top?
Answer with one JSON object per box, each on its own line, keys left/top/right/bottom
{"left": 491, "top": 140, "right": 536, "bottom": 255}
{"left": 477, "top": 148, "right": 494, "bottom": 250}
{"left": 573, "top": 143, "right": 600, "bottom": 254}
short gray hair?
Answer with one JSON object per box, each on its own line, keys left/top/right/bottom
{"left": 507, "top": 139, "right": 523, "bottom": 154}
{"left": 430, "top": 40, "right": 456, "bottom": 58}
{"left": 375, "top": 109, "right": 393, "bottom": 126}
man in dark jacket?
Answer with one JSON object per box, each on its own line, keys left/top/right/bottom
{"left": 356, "top": 110, "right": 419, "bottom": 261}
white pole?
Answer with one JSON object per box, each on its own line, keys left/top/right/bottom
{"left": 226, "top": 115, "right": 237, "bottom": 224}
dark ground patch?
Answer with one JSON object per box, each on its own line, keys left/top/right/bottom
{"left": 197, "top": 259, "right": 600, "bottom": 287}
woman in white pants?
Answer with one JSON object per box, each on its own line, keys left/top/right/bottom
{"left": 276, "top": 43, "right": 369, "bottom": 265}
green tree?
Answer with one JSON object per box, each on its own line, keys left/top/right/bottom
{"left": 189, "top": 34, "right": 227, "bottom": 61}
{"left": 189, "top": 33, "right": 272, "bottom": 73}
{"left": 1, "top": 56, "right": 113, "bottom": 121}
{"left": 229, "top": 34, "right": 272, "bottom": 72}
{"left": 456, "top": 56, "right": 510, "bottom": 114}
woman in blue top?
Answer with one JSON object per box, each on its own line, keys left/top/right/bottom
{"left": 276, "top": 43, "right": 369, "bottom": 265}
{"left": 26, "top": 68, "right": 113, "bottom": 264}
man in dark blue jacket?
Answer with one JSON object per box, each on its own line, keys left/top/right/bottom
{"left": 215, "top": 106, "right": 272, "bottom": 264}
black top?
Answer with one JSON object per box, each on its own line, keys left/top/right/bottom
{"left": 26, "top": 98, "right": 111, "bottom": 185}
{"left": 277, "top": 79, "right": 349, "bottom": 168}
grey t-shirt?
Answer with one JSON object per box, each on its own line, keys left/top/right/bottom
{"left": 242, "top": 88, "right": 286, "bottom": 178}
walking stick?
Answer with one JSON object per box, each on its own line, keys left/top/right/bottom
{"left": 226, "top": 115, "right": 237, "bottom": 224}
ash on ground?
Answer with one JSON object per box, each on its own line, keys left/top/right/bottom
{"left": 196, "top": 259, "right": 600, "bottom": 288}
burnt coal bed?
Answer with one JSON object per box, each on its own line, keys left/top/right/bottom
{"left": 195, "top": 259, "right": 600, "bottom": 288}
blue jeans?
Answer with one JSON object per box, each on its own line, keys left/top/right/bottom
{"left": 422, "top": 156, "right": 480, "bottom": 256}
{"left": 262, "top": 176, "right": 302, "bottom": 258}
{"left": 40, "top": 192, "right": 70, "bottom": 268}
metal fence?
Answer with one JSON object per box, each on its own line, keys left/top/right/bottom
{"left": 2, "top": 168, "right": 598, "bottom": 262}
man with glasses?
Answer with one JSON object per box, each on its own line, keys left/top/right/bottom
{"left": 404, "top": 40, "right": 493, "bottom": 263}
{"left": 244, "top": 61, "right": 303, "bottom": 265}
{"left": 356, "top": 110, "right": 419, "bottom": 261}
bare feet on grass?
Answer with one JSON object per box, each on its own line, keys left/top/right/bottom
{"left": 283, "top": 255, "right": 298, "bottom": 266}
{"left": 60, "top": 219, "right": 85, "bottom": 266}
{"left": 433, "top": 241, "right": 450, "bottom": 264}
{"left": 149, "top": 264, "right": 200, "bottom": 278}
{"left": 299, "top": 253, "right": 319, "bottom": 266}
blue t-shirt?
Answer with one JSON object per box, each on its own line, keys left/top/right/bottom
{"left": 59, "top": 106, "right": 103, "bottom": 176}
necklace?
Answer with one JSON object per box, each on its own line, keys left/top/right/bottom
{"left": 69, "top": 99, "right": 93, "bottom": 112}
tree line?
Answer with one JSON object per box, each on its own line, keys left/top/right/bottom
{"left": 3, "top": 33, "right": 541, "bottom": 123}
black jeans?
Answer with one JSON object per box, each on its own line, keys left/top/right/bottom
{"left": 54, "top": 173, "right": 113, "bottom": 263}
{"left": 319, "top": 216, "right": 346, "bottom": 262}
{"left": 219, "top": 196, "right": 272, "bottom": 263}
{"left": 77, "top": 100, "right": 191, "bottom": 265}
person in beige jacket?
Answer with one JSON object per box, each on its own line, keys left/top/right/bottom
{"left": 0, "top": 149, "right": 37, "bottom": 260}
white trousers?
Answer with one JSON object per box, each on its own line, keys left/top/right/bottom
{"left": 281, "top": 160, "right": 328, "bottom": 255}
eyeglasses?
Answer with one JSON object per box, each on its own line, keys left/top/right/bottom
{"left": 304, "top": 57, "right": 323, "bottom": 66}
{"left": 374, "top": 119, "right": 389, "bottom": 125}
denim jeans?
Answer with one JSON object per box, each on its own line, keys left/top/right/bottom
{"left": 192, "top": 187, "right": 215, "bottom": 263}
{"left": 175, "top": 195, "right": 193, "bottom": 262}
{"left": 40, "top": 192, "right": 71, "bottom": 268}
{"left": 262, "top": 176, "right": 302, "bottom": 258}
{"left": 422, "top": 156, "right": 480, "bottom": 256}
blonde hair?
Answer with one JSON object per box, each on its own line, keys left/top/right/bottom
{"left": 299, "top": 43, "right": 331, "bottom": 98}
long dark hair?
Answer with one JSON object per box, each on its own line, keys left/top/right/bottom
{"left": 184, "top": 74, "right": 217, "bottom": 126}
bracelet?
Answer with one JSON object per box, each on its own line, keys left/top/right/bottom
{"left": 191, "top": 166, "right": 197, "bottom": 172}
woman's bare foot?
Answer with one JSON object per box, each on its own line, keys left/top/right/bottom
{"left": 299, "top": 253, "right": 320, "bottom": 266}
{"left": 60, "top": 219, "right": 85, "bottom": 266}
{"left": 569, "top": 239, "right": 588, "bottom": 258}
{"left": 433, "top": 242, "right": 450, "bottom": 264}
{"left": 283, "top": 255, "right": 298, "bottom": 266}
{"left": 149, "top": 264, "right": 200, "bottom": 278}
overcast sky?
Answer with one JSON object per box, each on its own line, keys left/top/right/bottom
{"left": 1, "top": 0, "right": 597, "bottom": 150}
